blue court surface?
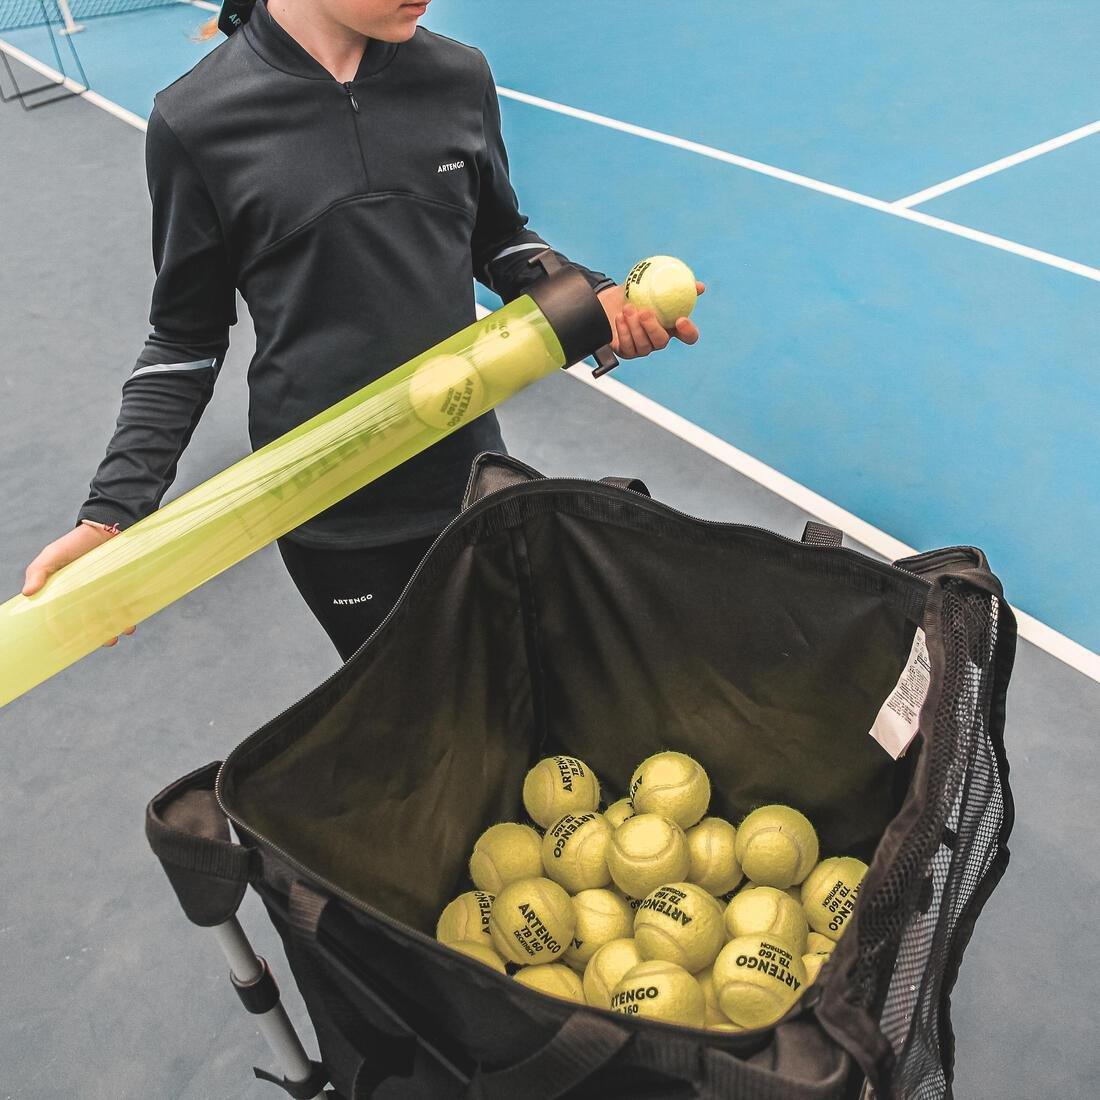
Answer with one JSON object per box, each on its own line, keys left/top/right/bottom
{"left": 10, "top": 0, "right": 1096, "bottom": 657}
{"left": 2, "top": 3, "right": 1099, "bottom": 1099}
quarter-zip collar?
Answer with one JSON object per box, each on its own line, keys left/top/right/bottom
{"left": 244, "top": 0, "right": 401, "bottom": 82}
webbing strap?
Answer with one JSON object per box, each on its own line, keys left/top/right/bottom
{"left": 802, "top": 521, "right": 843, "bottom": 547}
{"left": 466, "top": 1013, "right": 631, "bottom": 1100}
{"left": 599, "top": 476, "right": 651, "bottom": 497}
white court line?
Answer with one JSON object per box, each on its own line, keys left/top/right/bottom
{"left": 895, "top": 119, "right": 1100, "bottom": 208}
{"left": 562, "top": 364, "right": 1100, "bottom": 684}
{"left": 496, "top": 87, "right": 1100, "bottom": 284}
{"left": 6, "top": 34, "right": 1097, "bottom": 681}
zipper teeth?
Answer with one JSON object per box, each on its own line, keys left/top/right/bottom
{"left": 216, "top": 477, "right": 944, "bottom": 933}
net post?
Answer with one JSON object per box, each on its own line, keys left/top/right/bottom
{"left": 56, "top": 0, "right": 85, "bottom": 35}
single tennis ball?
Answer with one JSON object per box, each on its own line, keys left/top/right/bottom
{"left": 623, "top": 256, "right": 698, "bottom": 328}
{"left": 802, "top": 953, "right": 828, "bottom": 985}
{"left": 436, "top": 890, "right": 495, "bottom": 944}
{"left": 541, "top": 812, "right": 613, "bottom": 892}
{"left": 686, "top": 817, "right": 743, "bottom": 895}
{"left": 709, "top": 1021, "right": 745, "bottom": 1033}
{"left": 694, "top": 964, "right": 730, "bottom": 1027}
{"left": 610, "top": 960, "right": 705, "bottom": 1028}
{"left": 724, "top": 886, "right": 808, "bottom": 953}
{"left": 634, "top": 882, "right": 725, "bottom": 973}
{"left": 489, "top": 877, "right": 576, "bottom": 966}
{"left": 563, "top": 889, "right": 634, "bottom": 972}
{"left": 470, "top": 314, "right": 559, "bottom": 389}
{"left": 407, "top": 353, "right": 487, "bottom": 430}
{"left": 607, "top": 813, "right": 691, "bottom": 899}
{"left": 583, "top": 938, "right": 643, "bottom": 1010}
{"left": 735, "top": 805, "right": 819, "bottom": 889}
{"left": 713, "top": 936, "right": 808, "bottom": 1029}
{"left": 604, "top": 797, "right": 636, "bottom": 829}
{"left": 514, "top": 963, "right": 586, "bottom": 1003}
{"left": 628, "top": 752, "right": 710, "bottom": 829}
{"left": 800, "top": 856, "right": 868, "bottom": 940}
{"left": 523, "top": 756, "right": 601, "bottom": 829}
{"left": 806, "top": 932, "right": 836, "bottom": 955}
{"left": 469, "top": 823, "right": 543, "bottom": 894}
{"left": 448, "top": 939, "right": 506, "bottom": 974}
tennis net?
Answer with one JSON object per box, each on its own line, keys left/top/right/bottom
{"left": 0, "top": 0, "right": 192, "bottom": 33}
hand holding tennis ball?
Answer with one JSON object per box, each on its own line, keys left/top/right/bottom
{"left": 598, "top": 256, "right": 704, "bottom": 360}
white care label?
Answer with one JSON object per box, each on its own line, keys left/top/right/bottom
{"left": 869, "top": 628, "right": 931, "bottom": 759}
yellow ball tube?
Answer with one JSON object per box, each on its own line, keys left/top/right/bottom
{"left": 0, "top": 289, "right": 584, "bottom": 708}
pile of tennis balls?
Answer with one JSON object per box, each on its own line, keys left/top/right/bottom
{"left": 435, "top": 752, "right": 869, "bottom": 1032}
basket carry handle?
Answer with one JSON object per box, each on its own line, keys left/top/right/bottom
{"left": 146, "top": 764, "right": 328, "bottom": 1100}
{"left": 464, "top": 1012, "right": 632, "bottom": 1099}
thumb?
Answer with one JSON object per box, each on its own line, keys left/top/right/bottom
{"left": 22, "top": 563, "right": 49, "bottom": 597}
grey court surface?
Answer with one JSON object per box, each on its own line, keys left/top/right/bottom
{"left": 2, "top": 67, "right": 1099, "bottom": 1100}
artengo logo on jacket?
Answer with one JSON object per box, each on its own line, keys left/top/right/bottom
{"left": 437, "top": 160, "right": 465, "bottom": 173}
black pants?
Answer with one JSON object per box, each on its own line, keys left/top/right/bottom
{"left": 277, "top": 533, "right": 439, "bottom": 661}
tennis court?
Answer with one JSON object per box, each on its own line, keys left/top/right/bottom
{"left": 1, "top": 2, "right": 1098, "bottom": 1097}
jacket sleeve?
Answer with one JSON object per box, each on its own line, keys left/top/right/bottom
{"left": 470, "top": 55, "right": 616, "bottom": 304}
{"left": 77, "top": 103, "right": 237, "bottom": 531}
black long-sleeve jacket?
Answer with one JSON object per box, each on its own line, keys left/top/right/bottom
{"left": 79, "top": 0, "right": 613, "bottom": 547}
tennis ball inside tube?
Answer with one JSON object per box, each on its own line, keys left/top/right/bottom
{"left": 470, "top": 314, "right": 561, "bottom": 388}
{"left": 407, "top": 352, "right": 487, "bottom": 430}
{"left": 735, "top": 805, "right": 819, "bottom": 889}
{"left": 489, "top": 876, "right": 576, "bottom": 966}
{"left": 623, "top": 256, "right": 698, "bottom": 327}
{"left": 523, "top": 756, "right": 601, "bottom": 828}
{"left": 468, "top": 823, "right": 543, "bottom": 894}
{"left": 629, "top": 751, "right": 710, "bottom": 829}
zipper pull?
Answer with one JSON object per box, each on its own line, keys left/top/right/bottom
{"left": 343, "top": 81, "right": 359, "bottom": 112}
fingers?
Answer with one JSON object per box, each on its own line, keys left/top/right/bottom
{"left": 615, "top": 311, "right": 639, "bottom": 358}
{"left": 638, "top": 310, "right": 671, "bottom": 351}
{"left": 673, "top": 317, "right": 700, "bottom": 345}
{"left": 102, "top": 627, "right": 136, "bottom": 648}
{"left": 696, "top": 281, "right": 706, "bottom": 295}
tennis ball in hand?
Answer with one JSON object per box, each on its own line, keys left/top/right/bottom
{"left": 800, "top": 856, "right": 868, "bottom": 940}
{"left": 515, "top": 963, "right": 586, "bottom": 1003}
{"left": 735, "top": 805, "right": 819, "bottom": 889}
{"left": 604, "top": 797, "right": 636, "bottom": 829}
{"left": 541, "top": 812, "right": 613, "bottom": 892}
{"left": 724, "top": 886, "right": 808, "bottom": 952}
{"left": 623, "top": 256, "right": 698, "bottom": 328}
{"left": 470, "top": 314, "right": 559, "bottom": 389}
{"left": 607, "top": 813, "right": 691, "bottom": 899}
{"left": 449, "top": 939, "right": 506, "bottom": 974}
{"left": 713, "top": 936, "right": 808, "bottom": 1029}
{"left": 408, "top": 353, "right": 486, "bottom": 430}
{"left": 583, "top": 938, "right": 643, "bottom": 1010}
{"left": 469, "top": 823, "right": 543, "bottom": 894}
{"left": 564, "top": 889, "right": 634, "bottom": 972}
{"left": 489, "top": 876, "right": 575, "bottom": 966}
{"left": 523, "top": 755, "right": 601, "bottom": 828}
{"left": 629, "top": 751, "right": 710, "bottom": 829}
{"left": 634, "top": 882, "right": 725, "bottom": 973}
{"left": 611, "top": 960, "right": 705, "bottom": 1027}
{"left": 436, "top": 890, "right": 495, "bottom": 944}
{"left": 686, "top": 817, "right": 743, "bottom": 895}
